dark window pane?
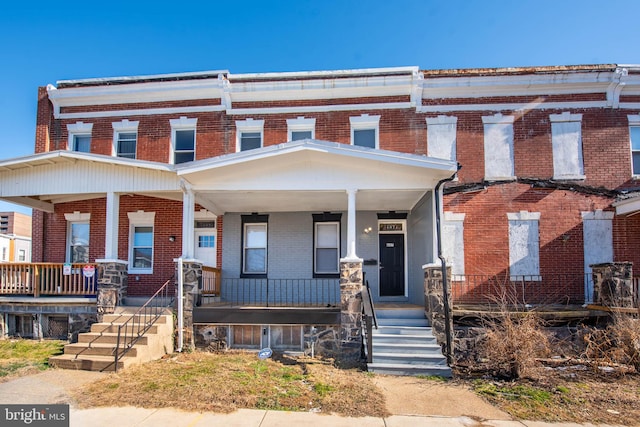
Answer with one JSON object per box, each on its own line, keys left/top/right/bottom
{"left": 174, "top": 152, "right": 194, "bottom": 164}
{"left": 244, "top": 248, "right": 266, "bottom": 273}
{"left": 633, "top": 152, "right": 640, "bottom": 175}
{"left": 74, "top": 135, "right": 91, "bottom": 152}
{"left": 133, "top": 248, "right": 152, "bottom": 268}
{"left": 175, "top": 130, "right": 195, "bottom": 150}
{"left": 316, "top": 248, "right": 338, "bottom": 273}
{"left": 354, "top": 129, "right": 376, "bottom": 148}
{"left": 291, "top": 131, "right": 312, "bottom": 141}
{"left": 241, "top": 132, "right": 262, "bottom": 151}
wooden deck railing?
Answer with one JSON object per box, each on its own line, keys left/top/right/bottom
{"left": 0, "top": 263, "right": 98, "bottom": 297}
{"left": 202, "top": 266, "right": 221, "bottom": 296}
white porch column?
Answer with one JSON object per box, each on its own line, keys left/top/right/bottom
{"left": 182, "top": 185, "right": 195, "bottom": 259}
{"left": 104, "top": 192, "right": 120, "bottom": 260}
{"left": 342, "top": 188, "right": 361, "bottom": 261}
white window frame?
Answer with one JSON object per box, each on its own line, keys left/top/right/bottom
{"left": 128, "top": 211, "right": 155, "bottom": 274}
{"left": 482, "top": 113, "right": 515, "bottom": 181}
{"left": 443, "top": 212, "right": 465, "bottom": 278}
{"left": 67, "top": 122, "right": 93, "bottom": 153}
{"left": 112, "top": 119, "right": 139, "bottom": 159}
{"left": 314, "top": 221, "right": 340, "bottom": 276}
{"left": 628, "top": 114, "right": 640, "bottom": 177}
{"left": 508, "top": 211, "right": 541, "bottom": 281}
{"left": 170, "top": 117, "right": 197, "bottom": 164}
{"left": 550, "top": 112, "right": 585, "bottom": 180}
{"left": 236, "top": 118, "right": 265, "bottom": 152}
{"left": 350, "top": 114, "right": 380, "bottom": 149}
{"left": 426, "top": 115, "right": 458, "bottom": 161}
{"left": 242, "top": 222, "right": 268, "bottom": 275}
{"left": 64, "top": 212, "right": 91, "bottom": 263}
{"left": 287, "top": 117, "right": 316, "bottom": 141}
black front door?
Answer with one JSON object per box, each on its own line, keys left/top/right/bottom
{"left": 379, "top": 234, "right": 405, "bottom": 297}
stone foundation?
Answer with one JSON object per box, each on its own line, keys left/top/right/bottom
{"left": 304, "top": 325, "right": 341, "bottom": 358}
{"left": 591, "top": 262, "right": 635, "bottom": 308}
{"left": 96, "top": 260, "right": 128, "bottom": 317}
{"left": 339, "top": 261, "right": 363, "bottom": 366}
{"left": 176, "top": 260, "right": 202, "bottom": 351}
{"left": 423, "top": 264, "right": 453, "bottom": 361}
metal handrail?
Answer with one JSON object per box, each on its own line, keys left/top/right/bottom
{"left": 111, "top": 277, "right": 176, "bottom": 372}
{"left": 361, "top": 280, "right": 377, "bottom": 363}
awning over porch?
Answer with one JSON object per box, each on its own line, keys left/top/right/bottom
{"left": 176, "top": 139, "right": 458, "bottom": 214}
{"left": 613, "top": 192, "right": 640, "bottom": 216}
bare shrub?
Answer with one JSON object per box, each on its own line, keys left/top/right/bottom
{"left": 583, "top": 314, "right": 640, "bottom": 372}
{"left": 479, "top": 310, "right": 551, "bottom": 379}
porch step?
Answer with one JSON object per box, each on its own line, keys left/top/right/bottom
{"left": 366, "top": 307, "right": 451, "bottom": 377}
{"left": 49, "top": 310, "right": 174, "bottom": 372}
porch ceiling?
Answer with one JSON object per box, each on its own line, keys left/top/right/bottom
{"left": 179, "top": 139, "right": 457, "bottom": 214}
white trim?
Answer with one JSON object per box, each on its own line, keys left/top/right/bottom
{"left": 128, "top": 211, "right": 155, "bottom": 274}
{"left": 235, "top": 118, "right": 265, "bottom": 152}
{"left": 481, "top": 113, "right": 515, "bottom": 124}
{"left": 112, "top": 119, "right": 139, "bottom": 158}
{"left": 350, "top": 114, "right": 380, "bottom": 149}
{"left": 229, "top": 102, "right": 412, "bottom": 116}
{"left": 59, "top": 105, "right": 224, "bottom": 120}
{"left": 67, "top": 122, "right": 93, "bottom": 152}
{"left": 581, "top": 210, "right": 615, "bottom": 220}
{"left": 287, "top": 117, "right": 316, "bottom": 141}
{"left": 629, "top": 114, "right": 640, "bottom": 125}
{"left": 64, "top": 211, "right": 91, "bottom": 222}
{"left": 443, "top": 212, "right": 465, "bottom": 221}
{"left": 228, "top": 66, "right": 418, "bottom": 80}
{"left": 170, "top": 117, "right": 197, "bottom": 164}
{"left": 549, "top": 112, "right": 583, "bottom": 123}
{"left": 417, "top": 101, "right": 608, "bottom": 113}
{"left": 507, "top": 211, "right": 541, "bottom": 221}
{"left": 629, "top": 116, "right": 640, "bottom": 177}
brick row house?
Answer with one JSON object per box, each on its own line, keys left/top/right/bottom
{"left": 0, "top": 64, "right": 639, "bottom": 359}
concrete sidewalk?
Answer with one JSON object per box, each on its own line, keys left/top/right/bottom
{"left": 68, "top": 406, "right": 624, "bottom": 427}
{"left": 0, "top": 370, "right": 623, "bottom": 427}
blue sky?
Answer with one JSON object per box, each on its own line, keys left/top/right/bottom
{"left": 0, "top": 0, "right": 639, "bottom": 214}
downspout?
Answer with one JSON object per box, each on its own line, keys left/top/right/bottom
{"left": 434, "top": 163, "right": 461, "bottom": 365}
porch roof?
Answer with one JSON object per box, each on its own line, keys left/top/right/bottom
{"left": 176, "top": 139, "right": 458, "bottom": 214}
{"left": 0, "top": 151, "right": 180, "bottom": 212}
{"left": 613, "top": 191, "right": 640, "bottom": 216}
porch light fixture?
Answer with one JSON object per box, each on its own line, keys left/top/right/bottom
{"left": 168, "top": 235, "right": 176, "bottom": 242}
{"left": 363, "top": 226, "right": 372, "bottom": 234}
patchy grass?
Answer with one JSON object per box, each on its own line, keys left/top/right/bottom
{"left": 470, "top": 368, "right": 640, "bottom": 425}
{"left": 73, "top": 351, "right": 388, "bottom": 417}
{"left": 0, "top": 339, "right": 64, "bottom": 381}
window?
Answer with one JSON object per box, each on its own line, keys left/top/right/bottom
{"left": 1, "top": 247, "right": 6, "bottom": 261}
{"left": 508, "top": 211, "right": 540, "bottom": 280}
{"left": 241, "top": 214, "right": 268, "bottom": 276}
{"left": 482, "top": 113, "right": 515, "bottom": 180}
{"left": 67, "top": 122, "right": 93, "bottom": 153}
{"left": 287, "top": 117, "right": 316, "bottom": 141}
{"left": 350, "top": 114, "right": 380, "bottom": 148}
{"left": 442, "top": 212, "right": 465, "bottom": 278}
{"left": 64, "top": 212, "right": 90, "bottom": 263}
{"left": 18, "top": 249, "right": 26, "bottom": 262}
{"left": 629, "top": 115, "right": 640, "bottom": 176}
{"left": 270, "top": 325, "right": 303, "bottom": 350}
{"left": 170, "top": 117, "right": 197, "bottom": 164}
{"left": 198, "top": 235, "right": 215, "bottom": 248}
{"left": 236, "top": 118, "right": 265, "bottom": 152}
{"left": 230, "top": 325, "right": 261, "bottom": 349}
{"left": 550, "top": 112, "right": 584, "bottom": 180}
{"left": 427, "top": 115, "right": 457, "bottom": 161}
{"left": 128, "top": 211, "right": 155, "bottom": 273}
{"left": 112, "top": 119, "right": 139, "bottom": 159}
{"left": 313, "top": 213, "right": 341, "bottom": 277}
{"left": 582, "top": 210, "right": 614, "bottom": 303}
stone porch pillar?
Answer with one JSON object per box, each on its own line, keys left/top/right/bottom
{"left": 339, "top": 260, "right": 363, "bottom": 366}
{"left": 423, "top": 263, "right": 453, "bottom": 360}
{"left": 591, "top": 262, "right": 634, "bottom": 308}
{"left": 176, "top": 259, "right": 202, "bottom": 351}
{"left": 95, "top": 260, "right": 129, "bottom": 318}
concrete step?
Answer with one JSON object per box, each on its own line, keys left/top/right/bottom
{"left": 77, "top": 332, "right": 149, "bottom": 345}
{"left": 367, "top": 362, "right": 452, "bottom": 377}
{"left": 376, "top": 318, "right": 430, "bottom": 327}
{"left": 102, "top": 314, "right": 169, "bottom": 324}
{"left": 372, "top": 352, "right": 447, "bottom": 365}
{"left": 375, "top": 308, "right": 425, "bottom": 319}
{"left": 48, "top": 354, "right": 133, "bottom": 372}
{"left": 91, "top": 323, "right": 160, "bottom": 334}
{"left": 370, "top": 333, "right": 438, "bottom": 345}
{"left": 373, "top": 325, "right": 435, "bottom": 336}
{"left": 62, "top": 342, "right": 138, "bottom": 357}
{"left": 371, "top": 342, "right": 443, "bottom": 354}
